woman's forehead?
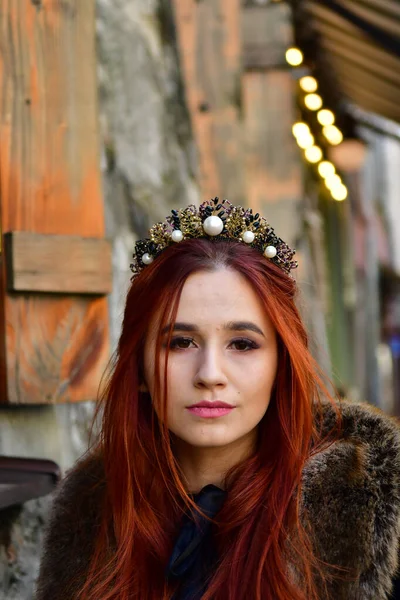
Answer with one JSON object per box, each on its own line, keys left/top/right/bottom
{"left": 148, "top": 269, "right": 274, "bottom": 337}
{"left": 178, "top": 269, "right": 263, "bottom": 312}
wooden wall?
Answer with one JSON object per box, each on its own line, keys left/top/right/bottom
{"left": 171, "top": 0, "right": 336, "bottom": 371}
{"left": 172, "top": 0, "right": 302, "bottom": 246}
{"left": 0, "top": 0, "right": 110, "bottom": 404}
{"left": 171, "top": 0, "right": 244, "bottom": 203}
{"left": 0, "top": 0, "right": 302, "bottom": 403}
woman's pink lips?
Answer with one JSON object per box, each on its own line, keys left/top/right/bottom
{"left": 186, "top": 406, "right": 235, "bottom": 418}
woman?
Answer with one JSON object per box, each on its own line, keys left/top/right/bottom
{"left": 35, "top": 198, "right": 400, "bottom": 600}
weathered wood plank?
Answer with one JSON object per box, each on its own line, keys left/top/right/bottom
{"left": 243, "top": 42, "right": 287, "bottom": 70}
{"left": 0, "top": 0, "right": 109, "bottom": 404}
{"left": 5, "top": 232, "right": 112, "bottom": 295}
{"left": 243, "top": 72, "right": 301, "bottom": 210}
{"left": 241, "top": 4, "right": 302, "bottom": 247}
{"left": 242, "top": 5, "right": 290, "bottom": 70}
{"left": 171, "top": 0, "right": 244, "bottom": 203}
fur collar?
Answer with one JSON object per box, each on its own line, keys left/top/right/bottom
{"left": 35, "top": 400, "right": 400, "bottom": 599}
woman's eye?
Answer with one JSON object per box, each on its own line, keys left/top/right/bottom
{"left": 230, "top": 338, "right": 259, "bottom": 352}
{"left": 169, "top": 337, "right": 195, "bottom": 350}
{"left": 167, "top": 337, "right": 258, "bottom": 351}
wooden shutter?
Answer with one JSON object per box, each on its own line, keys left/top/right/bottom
{"left": 0, "top": 1, "right": 111, "bottom": 404}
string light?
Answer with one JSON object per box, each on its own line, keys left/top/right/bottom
{"left": 304, "top": 93, "right": 323, "bottom": 111}
{"left": 297, "top": 133, "right": 315, "bottom": 149}
{"left": 305, "top": 146, "right": 323, "bottom": 163}
{"left": 286, "top": 48, "right": 304, "bottom": 67}
{"left": 325, "top": 173, "right": 342, "bottom": 190}
{"left": 331, "top": 185, "right": 348, "bottom": 201}
{"left": 299, "top": 76, "right": 318, "bottom": 93}
{"left": 292, "top": 122, "right": 310, "bottom": 138}
{"left": 323, "top": 125, "right": 343, "bottom": 145}
{"left": 318, "top": 161, "right": 336, "bottom": 178}
{"left": 317, "top": 109, "right": 335, "bottom": 126}
{"left": 291, "top": 100, "right": 346, "bottom": 195}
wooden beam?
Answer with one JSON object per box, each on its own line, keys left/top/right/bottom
{"left": 352, "top": 0, "right": 400, "bottom": 19}
{"left": 341, "top": 80, "right": 400, "bottom": 122}
{"left": 242, "top": 5, "right": 289, "bottom": 69}
{"left": 0, "top": 0, "right": 109, "bottom": 404}
{"left": 321, "top": 39, "right": 400, "bottom": 90}
{"left": 325, "top": 59, "right": 400, "bottom": 105}
{"left": 5, "top": 232, "right": 112, "bottom": 295}
{"left": 314, "top": 19, "right": 400, "bottom": 79}
{"left": 306, "top": 0, "right": 400, "bottom": 38}
{"left": 171, "top": 0, "right": 244, "bottom": 202}
{"left": 241, "top": 4, "right": 302, "bottom": 247}
{"left": 361, "top": 0, "right": 400, "bottom": 18}
{"left": 243, "top": 41, "right": 287, "bottom": 70}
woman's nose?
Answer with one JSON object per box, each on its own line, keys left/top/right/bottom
{"left": 193, "top": 347, "right": 228, "bottom": 389}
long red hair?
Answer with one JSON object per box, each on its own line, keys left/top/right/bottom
{"left": 78, "top": 238, "right": 344, "bottom": 600}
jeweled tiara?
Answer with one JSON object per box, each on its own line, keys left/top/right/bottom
{"left": 130, "top": 198, "right": 298, "bottom": 278}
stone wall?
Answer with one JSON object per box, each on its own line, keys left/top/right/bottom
{"left": 0, "top": 1, "right": 198, "bottom": 598}
{"left": 97, "top": 0, "right": 199, "bottom": 348}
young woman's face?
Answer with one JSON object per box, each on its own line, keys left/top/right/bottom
{"left": 143, "top": 268, "right": 278, "bottom": 450}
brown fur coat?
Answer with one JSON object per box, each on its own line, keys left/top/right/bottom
{"left": 35, "top": 400, "right": 400, "bottom": 599}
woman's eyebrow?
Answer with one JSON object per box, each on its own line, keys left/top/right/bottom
{"left": 161, "top": 321, "right": 265, "bottom": 338}
{"left": 225, "top": 321, "right": 265, "bottom": 337}
{"left": 161, "top": 323, "right": 198, "bottom": 335}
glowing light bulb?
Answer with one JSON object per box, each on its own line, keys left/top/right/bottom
{"left": 318, "top": 161, "right": 336, "bottom": 178}
{"left": 325, "top": 174, "right": 342, "bottom": 190}
{"left": 323, "top": 125, "right": 343, "bottom": 145}
{"left": 286, "top": 48, "right": 303, "bottom": 67}
{"left": 317, "top": 109, "right": 335, "bottom": 126}
{"left": 292, "top": 122, "right": 310, "bottom": 138}
{"left": 305, "top": 146, "right": 323, "bottom": 163}
{"left": 331, "top": 185, "right": 348, "bottom": 201}
{"left": 299, "top": 76, "right": 318, "bottom": 93}
{"left": 297, "top": 133, "right": 315, "bottom": 149}
{"left": 304, "top": 93, "right": 323, "bottom": 111}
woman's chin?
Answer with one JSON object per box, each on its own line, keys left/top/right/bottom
{"left": 173, "top": 426, "right": 248, "bottom": 450}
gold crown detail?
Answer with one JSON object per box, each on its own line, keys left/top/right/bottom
{"left": 130, "top": 198, "right": 298, "bottom": 278}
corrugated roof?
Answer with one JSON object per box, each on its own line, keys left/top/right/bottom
{"left": 299, "top": 0, "right": 400, "bottom": 124}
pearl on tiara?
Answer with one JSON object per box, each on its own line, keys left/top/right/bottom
{"left": 264, "top": 246, "right": 277, "bottom": 259}
{"left": 142, "top": 253, "right": 154, "bottom": 265}
{"left": 171, "top": 229, "right": 184, "bottom": 242}
{"left": 203, "top": 215, "right": 224, "bottom": 236}
{"left": 242, "top": 230, "right": 255, "bottom": 244}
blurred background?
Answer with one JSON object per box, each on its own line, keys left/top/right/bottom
{"left": 0, "top": 0, "right": 399, "bottom": 597}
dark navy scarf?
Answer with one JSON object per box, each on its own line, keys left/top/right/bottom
{"left": 166, "top": 484, "right": 227, "bottom": 600}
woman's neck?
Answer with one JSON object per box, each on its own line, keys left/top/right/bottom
{"left": 173, "top": 430, "right": 256, "bottom": 494}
